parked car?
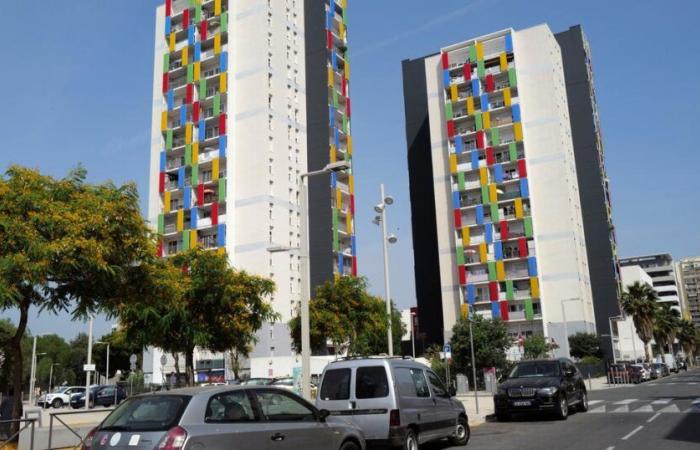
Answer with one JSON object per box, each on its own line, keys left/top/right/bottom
{"left": 631, "top": 364, "right": 650, "bottom": 381}
{"left": 71, "top": 385, "right": 126, "bottom": 409}
{"left": 239, "top": 377, "right": 274, "bottom": 386}
{"left": 82, "top": 386, "right": 365, "bottom": 450}
{"left": 38, "top": 386, "right": 86, "bottom": 409}
{"left": 629, "top": 366, "right": 645, "bottom": 384}
{"left": 608, "top": 363, "right": 632, "bottom": 383}
{"left": 316, "top": 357, "right": 469, "bottom": 449}
{"left": 494, "top": 358, "right": 588, "bottom": 421}
{"left": 269, "top": 377, "right": 295, "bottom": 391}
{"left": 650, "top": 363, "right": 670, "bottom": 378}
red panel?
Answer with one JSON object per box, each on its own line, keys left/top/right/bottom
{"left": 441, "top": 52, "right": 449, "bottom": 69}
{"left": 165, "top": 0, "right": 172, "bottom": 16}
{"left": 463, "top": 63, "right": 472, "bottom": 81}
{"left": 219, "top": 113, "right": 227, "bottom": 135}
{"left": 346, "top": 98, "right": 351, "bottom": 118}
{"left": 183, "top": 8, "right": 190, "bottom": 27}
{"left": 458, "top": 266, "right": 466, "bottom": 285}
{"left": 476, "top": 131, "right": 485, "bottom": 149}
{"left": 158, "top": 172, "right": 166, "bottom": 193}
{"left": 185, "top": 84, "right": 193, "bottom": 104}
{"left": 352, "top": 256, "right": 357, "bottom": 276}
{"left": 196, "top": 183, "right": 204, "bottom": 206}
{"left": 192, "top": 101, "right": 200, "bottom": 122}
{"left": 162, "top": 73, "right": 169, "bottom": 93}
{"left": 518, "top": 238, "right": 528, "bottom": 257}
{"left": 517, "top": 159, "right": 527, "bottom": 178}
{"left": 200, "top": 20, "right": 208, "bottom": 41}
{"left": 453, "top": 209, "right": 462, "bottom": 228}
{"left": 350, "top": 195, "right": 355, "bottom": 214}
{"left": 327, "top": 30, "right": 333, "bottom": 49}
{"left": 486, "top": 74, "right": 495, "bottom": 92}
{"left": 489, "top": 281, "right": 499, "bottom": 301}
{"left": 211, "top": 202, "right": 219, "bottom": 225}
{"left": 341, "top": 77, "right": 347, "bottom": 96}
{"left": 500, "top": 301, "right": 510, "bottom": 321}
{"left": 446, "top": 120, "right": 455, "bottom": 138}
{"left": 486, "top": 147, "right": 495, "bottom": 166}
{"left": 500, "top": 220, "right": 509, "bottom": 241}
{"left": 157, "top": 241, "right": 163, "bottom": 257}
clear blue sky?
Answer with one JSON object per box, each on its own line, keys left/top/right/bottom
{"left": 1, "top": 0, "right": 698, "bottom": 339}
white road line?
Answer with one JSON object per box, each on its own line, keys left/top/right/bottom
{"left": 658, "top": 404, "right": 680, "bottom": 413}
{"left": 589, "top": 406, "right": 606, "bottom": 413}
{"left": 604, "top": 447, "right": 615, "bottom": 450}
{"left": 613, "top": 399, "right": 637, "bottom": 405}
{"left": 621, "top": 425, "right": 644, "bottom": 440}
{"left": 651, "top": 398, "right": 671, "bottom": 404}
{"left": 647, "top": 412, "right": 661, "bottom": 423}
{"left": 588, "top": 400, "right": 604, "bottom": 406}
{"left": 632, "top": 404, "right": 654, "bottom": 413}
{"left": 611, "top": 405, "right": 629, "bottom": 413}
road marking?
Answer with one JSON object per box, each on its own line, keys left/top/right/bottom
{"left": 658, "top": 404, "right": 680, "bottom": 413}
{"left": 651, "top": 398, "right": 671, "bottom": 404}
{"left": 588, "top": 400, "right": 604, "bottom": 406}
{"left": 621, "top": 426, "right": 644, "bottom": 440}
{"left": 613, "top": 399, "right": 637, "bottom": 405}
{"left": 647, "top": 412, "right": 661, "bottom": 423}
{"left": 632, "top": 404, "right": 654, "bottom": 413}
{"left": 604, "top": 447, "right": 615, "bottom": 450}
{"left": 589, "top": 406, "right": 606, "bottom": 413}
{"left": 611, "top": 405, "right": 629, "bottom": 413}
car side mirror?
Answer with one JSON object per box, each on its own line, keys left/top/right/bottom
{"left": 318, "top": 409, "right": 330, "bottom": 422}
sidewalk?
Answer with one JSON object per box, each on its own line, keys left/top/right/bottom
{"left": 456, "top": 391, "right": 494, "bottom": 427}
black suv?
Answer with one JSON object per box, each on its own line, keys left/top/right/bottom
{"left": 494, "top": 358, "right": 588, "bottom": 420}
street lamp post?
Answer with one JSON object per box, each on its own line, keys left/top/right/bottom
{"left": 373, "top": 185, "right": 396, "bottom": 356}
{"left": 410, "top": 311, "right": 416, "bottom": 358}
{"left": 608, "top": 315, "right": 623, "bottom": 364}
{"left": 85, "top": 316, "right": 94, "bottom": 410}
{"left": 48, "top": 363, "right": 61, "bottom": 393}
{"left": 560, "top": 298, "right": 582, "bottom": 358}
{"left": 96, "top": 341, "right": 110, "bottom": 385}
{"left": 29, "top": 334, "right": 47, "bottom": 405}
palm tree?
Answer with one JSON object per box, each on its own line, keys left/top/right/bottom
{"left": 676, "top": 319, "right": 697, "bottom": 365}
{"left": 652, "top": 304, "right": 680, "bottom": 356}
{"left": 621, "top": 281, "right": 658, "bottom": 362}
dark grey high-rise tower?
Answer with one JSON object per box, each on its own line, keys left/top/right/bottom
{"left": 556, "top": 25, "right": 621, "bottom": 361}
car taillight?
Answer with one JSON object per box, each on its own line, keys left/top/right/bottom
{"left": 81, "top": 427, "right": 98, "bottom": 450}
{"left": 389, "top": 409, "right": 400, "bottom": 427}
{"left": 157, "top": 426, "right": 188, "bottom": 450}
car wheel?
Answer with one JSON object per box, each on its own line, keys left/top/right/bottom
{"left": 402, "top": 429, "right": 419, "bottom": 450}
{"left": 450, "top": 416, "right": 470, "bottom": 446}
{"left": 52, "top": 399, "right": 63, "bottom": 409}
{"left": 577, "top": 390, "right": 588, "bottom": 412}
{"left": 339, "top": 440, "right": 360, "bottom": 450}
{"left": 555, "top": 394, "right": 568, "bottom": 420}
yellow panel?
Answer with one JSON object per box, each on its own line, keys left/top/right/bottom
{"left": 161, "top": 111, "right": 168, "bottom": 131}
{"left": 483, "top": 112, "right": 491, "bottom": 129}
{"left": 339, "top": 22, "right": 345, "bottom": 39}
{"left": 499, "top": 52, "right": 508, "bottom": 71}
{"left": 530, "top": 277, "right": 540, "bottom": 298}
{"left": 327, "top": 66, "right": 334, "bottom": 87}
{"left": 163, "top": 191, "right": 171, "bottom": 213}
{"left": 514, "top": 198, "right": 524, "bottom": 218}
{"left": 214, "top": 0, "right": 221, "bottom": 15}
{"left": 461, "top": 227, "right": 470, "bottom": 247}
{"left": 344, "top": 59, "right": 350, "bottom": 79}
{"left": 185, "top": 123, "right": 192, "bottom": 144}
{"left": 212, "top": 158, "right": 219, "bottom": 181}
{"left": 489, "top": 184, "right": 498, "bottom": 203}
{"left": 479, "top": 243, "right": 487, "bottom": 262}
{"left": 329, "top": 144, "right": 337, "bottom": 163}
{"left": 349, "top": 174, "right": 354, "bottom": 194}
{"left": 503, "top": 88, "right": 512, "bottom": 107}
{"left": 336, "top": 189, "right": 342, "bottom": 209}
{"left": 214, "top": 34, "right": 221, "bottom": 55}
{"left": 496, "top": 261, "right": 506, "bottom": 280}
{"left": 479, "top": 167, "right": 488, "bottom": 186}
{"left": 466, "top": 96, "right": 475, "bottom": 115}
{"left": 449, "top": 154, "right": 457, "bottom": 174}
{"left": 476, "top": 41, "right": 484, "bottom": 60}
{"left": 169, "top": 32, "right": 175, "bottom": 52}
{"left": 190, "top": 230, "right": 197, "bottom": 247}
{"left": 217, "top": 247, "right": 225, "bottom": 255}
{"left": 514, "top": 122, "right": 523, "bottom": 141}
{"left": 192, "top": 142, "right": 199, "bottom": 164}
{"left": 461, "top": 303, "right": 469, "bottom": 318}
{"left": 347, "top": 135, "right": 353, "bottom": 155}
{"left": 219, "top": 73, "right": 227, "bottom": 93}
{"left": 181, "top": 47, "right": 188, "bottom": 65}
{"left": 450, "top": 84, "right": 458, "bottom": 102}
{"left": 193, "top": 62, "right": 200, "bottom": 81}
{"left": 346, "top": 213, "right": 352, "bottom": 234}
{"left": 176, "top": 209, "right": 184, "bottom": 232}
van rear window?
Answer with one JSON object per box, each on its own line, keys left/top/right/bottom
{"left": 320, "top": 369, "right": 351, "bottom": 400}
{"left": 356, "top": 366, "right": 389, "bottom": 399}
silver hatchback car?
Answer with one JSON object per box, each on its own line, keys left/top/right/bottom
{"left": 82, "top": 386, "right": 365, "bottom": 450}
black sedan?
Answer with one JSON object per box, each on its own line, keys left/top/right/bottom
{"left": 70, "top": 385, "right": 126, "bottom": 409}
{"left": 494, "top": 358, "right": 588, "bottom": 421}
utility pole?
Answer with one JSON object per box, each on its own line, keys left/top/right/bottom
{"left": 85, "top": 316, "right": 94, "bottom": 410}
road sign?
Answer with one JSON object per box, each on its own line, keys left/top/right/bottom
{"left": 443, "top": 343, "right": 452, "bottom": 360}
{"left": 130, "top": 362, "right": 137, "bottom": 371}
{"left": 83, "top": 364, "right": 96, "bottom": 372}
{"left": 129, "top": 354, "right": 138, "bottom": 364}
{"left": 160, "top": 354, "right": 168, "bottom": 366}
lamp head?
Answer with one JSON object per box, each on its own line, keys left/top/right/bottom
{"left": 387, "top": 234, "right": 398, "bottom": 244}
{"left": 383, "top": 195, "right": 394, "bottom": 205}
{"left": 374, "top": 204, "right": 384, "bottom": 213}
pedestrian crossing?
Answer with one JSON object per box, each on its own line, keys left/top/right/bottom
{"left": 586, "top": 398, "right": 700, "bottom": 414}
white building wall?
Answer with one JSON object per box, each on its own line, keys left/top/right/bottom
{"left": 618, "top": 265, "right": 651, "bottom": 361}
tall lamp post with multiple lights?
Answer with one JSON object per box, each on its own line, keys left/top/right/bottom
{"left": 373, "top": 184, "right": 397, "bottom": 356}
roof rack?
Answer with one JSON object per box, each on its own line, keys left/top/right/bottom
{"left": 331, "top": 355, "right": 415, "bottom": 363}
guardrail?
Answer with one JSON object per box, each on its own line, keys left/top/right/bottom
{"left": 47, "top": 408, "right": 115, "bottom": 450}
{"left": 0, "top": 418, "right": 36, "bottom": 450}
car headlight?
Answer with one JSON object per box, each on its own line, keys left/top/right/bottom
{"left": 537, "top": 387, "right": 558, "bottom": 396}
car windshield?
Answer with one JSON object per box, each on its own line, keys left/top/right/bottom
{"left": 99, "top": 396, "right": 190, "bottom": 432}
{"left": 509, "top": 361, "right": 560, "bottom": 378}
{"left": 54, "top": 387, "right": 68, "bottom": 393}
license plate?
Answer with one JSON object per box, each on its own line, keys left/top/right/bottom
{"left": 513, "top": 400, "right": 531, "bottom": 407}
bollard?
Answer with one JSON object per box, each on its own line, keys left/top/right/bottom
{"left": 588, "top": 373, "right": 592, "bottom": 391}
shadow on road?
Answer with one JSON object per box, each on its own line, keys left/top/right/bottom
{"left": 665, "top": 412, "right": 700, "bottom": 445}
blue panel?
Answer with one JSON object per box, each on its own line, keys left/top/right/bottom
{"left": 188, "top": 26, "right": 195, "bottom": 46}
{"left": 191, "top": 207, "right": 198, "bottom": 229}
{"left": 351, "top": 235, "right": 357, "bottom": 255}
{"left": 505, "top": 34, "right": 513, "bottom": 53}
{"left": 511, "top": 104, "right": 521, "bottom": 123}
{"left": 160, "top": 151, "right": 166, "bottom": 172}
{"left": 180, "top": 106, "right": 187, "bottom": 126}
{"left": 331, "top": 51, "right": 338, "bottom": 70}
{"left": 528, "top": 257, "right": 538, "bottom": 276}
{"left": 198, "top": 120, "right": 206, "bottom": 141}
{"left": 220, "top": 52, "right": 228, "bottom": 71}
{"left": 178, "top": 167, "right": 185, "bottom": 188}
{"left": 219, "top": 136, "right": 227, "bottom": 155}
{"left": 334, "top": 127, "right": 340, "bottom": 148}
{"left": 471, "top": 150, "right": 479, "bottom": 169}
{"left": 494, "top": 164, "right": 504, "bottom": 183}
{"left": 494, "top": 241, "right": 503, "bottom": 260}
{"left": 443, "top": 69, "right": 451, "bottom": 88}
{"left": 338, "top": 252, "right": 344, "bottom": 274}
{"left": 194, "top": 42, "right": 201, "bottom": 61}
{"left": 165, "top": 17, "right": 171, "bottom": 36}
{"left": 484, "top": 223, "right": 493, "bottom": 243}
{"left": 330, "top": 172, "right": 337, "bottom": 188}
{"left": 329, "top": 105, "right": 335, "bottom": 126}
{"left": 454, "top": 137, "right": 463, "bottom": 154}
{"left": 326, "top": 10, "right": 332, "bottom": 29}
{"left": 520, "top": 178, "right": 529, "bottom": 198}
{"left": 217, "top": 224, "right": 226, "bottom": 247}
{"left": 167, "top": 90, "right": 174, "bottom": 111}
{"left": 183, "top": 186, "right": 192, "bottom": 208}
{"left": 476, "top": 205, "right": 484, "bottom": 225}
{"left": 480, "top": 94, "right": 489, "bottom": 111}
{"left": 491, "top": 301, "right": 501, "bottom": 318}
{"left": 467, "top": 284, "right": 476, "bottom": 304}
{"left": 452, "top": 191, "right": 461, "bottom": 209}
{"left": 471, "top": 79, "right": 480, "bottom": 97}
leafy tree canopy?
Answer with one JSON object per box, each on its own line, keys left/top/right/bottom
{"left": 522, "top": 334, "right": 550, "bottom": 360}
{"left": 450, "top": 315, "right": 511, "bottom": 386}
{"left": 568, "top": 332, "right": 603, "bottom": 359}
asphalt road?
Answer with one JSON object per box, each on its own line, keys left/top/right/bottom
{"left": 431, "top": 367, "right": 700, "bottom": 450}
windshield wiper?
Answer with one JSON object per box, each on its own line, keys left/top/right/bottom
{"left": 99, "top": 425, "right": 131, "bottom": 432}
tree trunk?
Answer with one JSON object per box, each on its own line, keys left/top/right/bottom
{"left": 643, "top": 340, "right": 651, "bottom": 362}
{"left": 9, "top": 297, "right": 30, "bottom": 437}
{"left": 185, "top": 348, "right": 194, "bottom": 387}
{"left": 172, "top": 352, "right": 180, "bottom": 387}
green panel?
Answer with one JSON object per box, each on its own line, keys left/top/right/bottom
{"left": 191, "top": 163, "right": 199, "bottom": 185}
{"left": 218, "top": 178, "right": 226, "bottom": 200}
{"left": 343, "top": 116, "right": 348, "bottom": 134}
{"left": 491, "top": 128, "right": 500, "bottom": 146}
{"left": 187, "top": 64, "right": 193, "bottom": 83}
{"left": 183, "top": 230, "right": 190, "bottom": 250}
{"left": 488, "top": 262, "right": 497, "bottom": 281}
{"left": 481, "top": 186, "right": 489, "bottom": 205}
{"left": 344, "top": 151, "right": 350, "bottom": 162}
{"left": 457, "top": 172, "right": 465, "bottom": 191}
{"left": 157, "top": 214, "right": 165, "bottom": 234}
{"left": 332, "top": 208, "right": 339, "bottom": 251}
{"left": 195, "top": 5, "right": 202, "bottom": 22}
{"left": 221, "top": 12, "right": 228, "bottom": 31}
{"left": 474, "top": 112, "right": 483, "bottom": 130}
{"left": 525, "top": 298, "right": 534, "bottom": 320}
{"left": 163, "top": 53, "right": 170, "bottom": 73}
{"left": 524, "top": 217, "right": 533, "bottom": 237}
{"left": 506, "top": 280, "right": 514, "bottom": 300}
{"left": 490, "top": 203, "right": 500, "bottom": 222}
{"left": 477, "top": 60, "right": 486, "bottom": 78}
{"left": 213, "top": 94, "right": 221, "bottom": 116}
{"left": 508, "top": 68, "right": 517, "bottom": 88}
{"left": 343, "top": 8, "right": 347, "bottom": 25}
{"left": 456, "top": 246, "right": 465, "bottom": 265}
{"left": 166, "top": 130, "right": 173, "bottom": 149}
{"left": 468, "top": 45, "right": 476, "bottom": 61}
{"left": 185, "top": 145, "right": 192, "bottom": 166}
{"left": 509, "top": 142, "right": 518, "bottom": 161}
{"left": 188, "top": 0, "right": 195, "bottom": 7}
{"left": 199, "top": 79, "right": 207, "bottom": 99}
{"left": 333, "top": 90, "right": 338, "bottom": 108}
{"left": 445, "top": 102, "right": 453, "bottom": 120}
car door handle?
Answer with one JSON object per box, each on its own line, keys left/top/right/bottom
{"left": 270, "top": 433, "right": 285, "bottom": 441}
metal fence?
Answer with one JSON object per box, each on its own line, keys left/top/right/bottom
{"left": 0, "top": 418, "right": 36, "bottom": 450}
{"left": 47, "top": 408, "right": 115, "bottom": 450}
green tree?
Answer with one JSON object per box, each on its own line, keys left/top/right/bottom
{"left": 676, "top": 320, "right": 697, "bottom": 365}
{"left": 450, "top": 315, "right": 511, "bottom": 387}
{"left": 652, "top": 304, "right": 680, "bottom": 356}
{"left": 118, "top": 249, "right": 277, "bottom": 386}
{"left": 0, "top": 166, "right": 154, "bottom": 428}
{"left": 522, "top": 335, "right": 550, "bottom": 359}
{"left": 568, "top": 332, "right": 603, "bottom": 359}
{"left": 621, "top": 281, "right": 659, "bottom": 361}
